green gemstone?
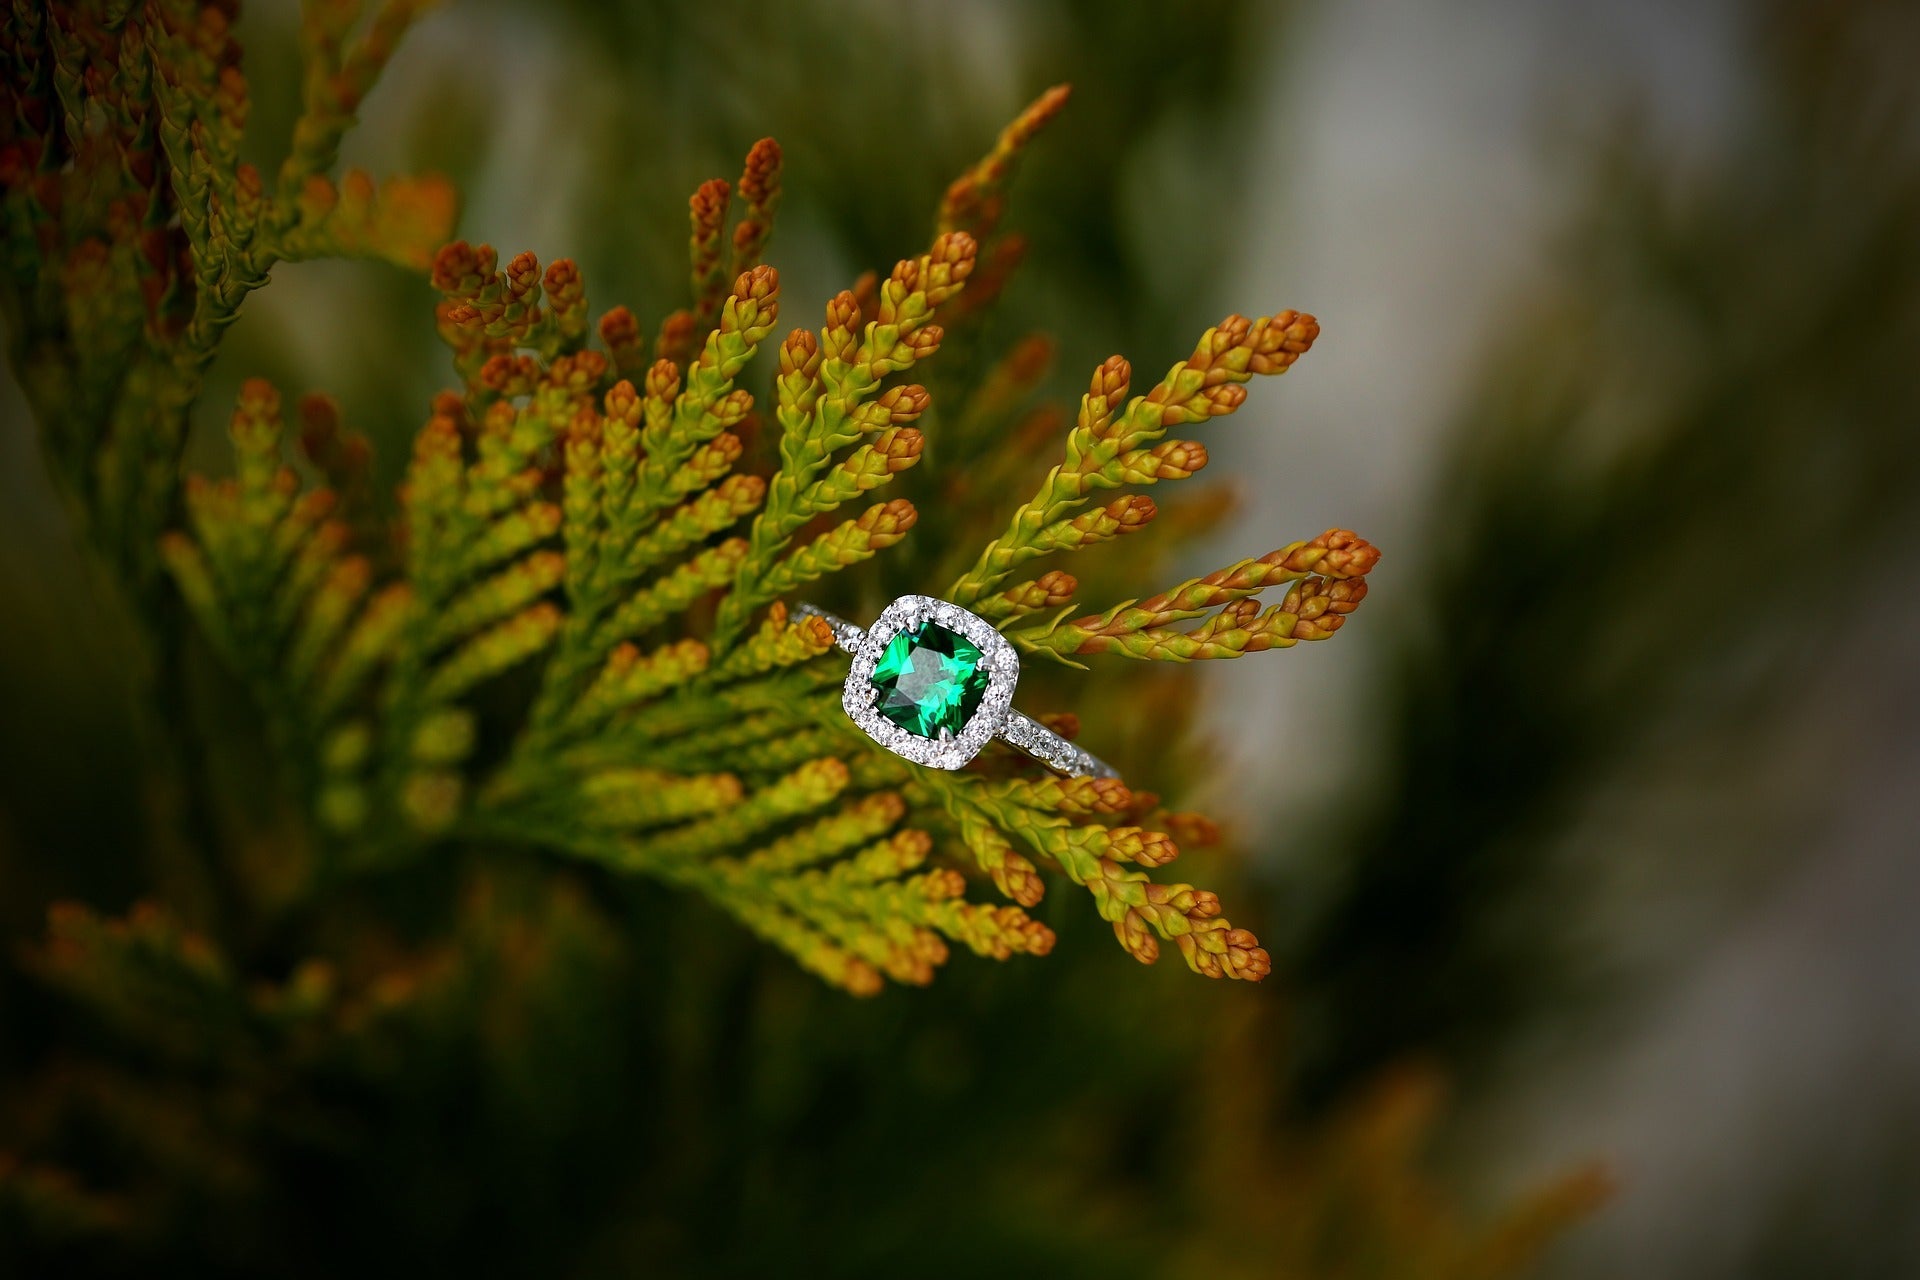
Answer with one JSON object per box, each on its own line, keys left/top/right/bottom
{"left": 869, "top": 620, "right": 990, "bottom": 740}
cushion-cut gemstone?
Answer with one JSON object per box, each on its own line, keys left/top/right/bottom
{"left": 869, "top": 620, "right": 990, "bottom": 740}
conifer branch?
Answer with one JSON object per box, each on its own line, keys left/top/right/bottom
{"left": 22, "top": 38, "right": 1373, "bottom": 991}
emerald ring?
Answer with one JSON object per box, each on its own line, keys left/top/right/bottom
{"left": 796, "top": 596, "right": 1119, "bottom": 779}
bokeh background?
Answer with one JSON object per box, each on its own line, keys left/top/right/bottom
{"left": 4, "top": 0, "right": 1917, "bottom": 1275}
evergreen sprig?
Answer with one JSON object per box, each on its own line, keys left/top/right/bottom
{"left": 0, "top": 8, "right": 1661, "bottom": 1264}
{"left": 141, "top": 77, "right": 1383, "bottom": 992}
{"left": 0, "top": 0, "right": 456, "bottom": 606}
{"left": 5, "top": 0, "right": 1376, "bottom": 993}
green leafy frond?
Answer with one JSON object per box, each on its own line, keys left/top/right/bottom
{"left": 711, "top": 230, "right": 977, "bottom": 647}
{"left": 1012, "top": 531, "right": 1380, "bottom": 661}
{"left": 0, "top": 0, "right": 456, "bottom": 601}
{"left": 947, "top": 311, "right": 1326, "bottom": 612}
{"left": 126, "top": 70, "right": 1377, "bottom": 992}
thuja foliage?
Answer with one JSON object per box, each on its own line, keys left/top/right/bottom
{"left": 2, "top": 0, "right": 453, "bottom": 613}
{"left": 0, "top": 4, "right": 1631, "bottom": 1272}
{"left": 3, "top": 2, "right": 1378, "bottom": 997}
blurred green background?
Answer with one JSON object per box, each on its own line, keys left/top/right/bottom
{"left": 3, "top": 0, "right": 1917, "bottom": 1275}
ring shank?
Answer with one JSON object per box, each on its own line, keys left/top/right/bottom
{"left": 795, "top": 603, "right": 1120, "bottom": 780}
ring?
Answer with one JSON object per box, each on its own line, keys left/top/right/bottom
{"left": 796, "top": 595, "right": 1120, "bottom": 779}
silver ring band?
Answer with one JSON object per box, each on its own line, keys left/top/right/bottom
{"left": 796, "top": 601, "right": 1120, "bottom": 780}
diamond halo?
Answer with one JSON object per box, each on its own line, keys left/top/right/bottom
{"left": 841, "top": 595, "right": 1019, "bottom": 770}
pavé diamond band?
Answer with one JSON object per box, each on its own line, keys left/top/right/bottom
{"left": 796, "top": 596, "right": 1120, "bottom": 780}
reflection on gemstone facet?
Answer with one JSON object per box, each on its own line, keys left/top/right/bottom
{"left": 869, "top": 620, "right": 990, "bottom": 740}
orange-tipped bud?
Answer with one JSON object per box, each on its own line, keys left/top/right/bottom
{"left": 874, "top": 427, "right": 924, "bottom": 468}
{"left": 825, "top": 290, "right": 862, "bottom": 335}
{"left": 1091, "top": 355, "right": 1131, "bottom": 404}
{"left": 780, "top": 327, "right": 820, "bottom": 376}
{"left": 876, "top": 383, "right": 931, "bottom": 424}
{"left": 1107, "top": 828, "right": 1179, "bottom": 868}
{"left": 599, "top": 305, "right": 645, "bottom": 371}
{"left": 604, "top": 379, "right": 641, "bottom": 426}
{"left": 732, "top": 262, "right": 779, "bottom": 308}
{"left": 430, "top": 240, "right": 493, "bottom": 295}
{"left": 1249, "top": 309, "right": 1320, "bottom": 374}
{"left": 711, "top": 388, "right": 754, "bottom": 428}
{"left": 1111, "top": 494, "right": 1157, "bottom": 532}
{"left": 543, "top": 258, "right": 581, "bottom": 297}
{"left": 923, "top": 230, "right": 977, "bottom": 300}
{"left": 643, "top": 358, "right": 680, "bottom": 403}
{"left": 1203, "top": 383, "right": 1247, "bottom": 415}
{"left": 504, "top": 250, "right": 539, "bottom": 300}
{"left": 655, "top": 310, "right": 697, "bottom": 364}
{"left": 1037, "top": 571, "right": 1078, "bottom": 605}
{"left": 1281, "top": 528, "right": 1380, "bottom": 579}
{"left": 690, "top": 178, "right": 729, "bottom": 233}
{"left": 900, "top": 324, "right": 944, "bottom": 360}
{"left": 977, "top": 568, "right": 1080, "bottom": 624}
{"left": 1114, "top": 909, "right": 1160, "bottom": 965}
{"left": 235, "top": 376, "right": 279, "bottom": 419}
{"left": 797, "top": 613, "right": 835, "bottom": 649}
{"left": 993, "top": 850, "right": 1046, "bottom": 908}
{"left": 739, "top": 137, "right": 781, "bottom": 206}
{"left": 857, "top": 498, "right": 917, "bottom": 543}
